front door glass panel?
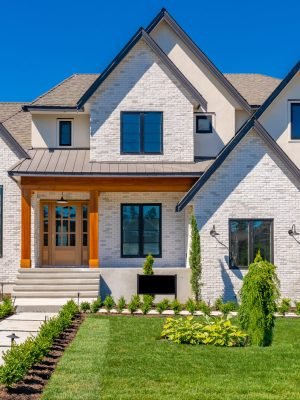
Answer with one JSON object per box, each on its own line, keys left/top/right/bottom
{"left": 55, "top": 206, "right": 77, "bottom": 247}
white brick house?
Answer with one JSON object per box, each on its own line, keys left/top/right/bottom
{"left": 0, "top": 8, "right": 299, "bottom": 303}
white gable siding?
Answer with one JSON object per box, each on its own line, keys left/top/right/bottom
{"left": 0, "top": 135, "right": 21, "bottom": 285}
{"left": 193, "top": 130, "right": 300, "bottom": 302}
{"left": 259, "top": 74, "right": 300, "bottom": 168}
{"left": 151, "top": 21, "right": 246, "bottom": 157}
{"left": 88, "top": 40, "right": 194, "bottom": 162}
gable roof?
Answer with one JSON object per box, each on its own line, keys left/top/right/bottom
{"left": 76, "top": 28, "right": 207, "bottom": 110}
{"left": 0, "top": 122, "right": 29, "bottom": 158}
{"left": 224, "top": 74, "right": 281, "bottom": 106}
{"left": 146, "top": 8, "right": 252, "bottom": 113}
{"left": 176, "top": 118, "right": 300, "bottom": 211}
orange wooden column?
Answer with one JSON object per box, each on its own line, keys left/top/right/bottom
{"left": 20, "top": 189, "right": 31, "bottom": 268}
{"left": 89, "top": 191, "right": 99, "bottom": 268}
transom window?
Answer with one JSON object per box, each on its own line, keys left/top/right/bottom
{"left": 121, "top": 204, "right": 162, "bottom": 257}
{"left": 291, "top": 103, "right": 300, "bottom": 140}
{"left": 229, "top": 219, "right": 273, "bottom": 268}
{"left": 59, "top": 120, "right": 72, "bottom": 146}
{"left": 195, "top": 114, "right": 213, "bottom": 133}
{"left": 121, "top": 112, "right": 163, "bottom": 154}
{"left": 0, "top": 186, "right": 2, "bottom": 258}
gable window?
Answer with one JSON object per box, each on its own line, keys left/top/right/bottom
{"left": 121, "top": 112, "right": 163, "bottom": 154}
{"left": 195, "top": 114, "right": 213, "bottom": 133}
{"left": 229, "top": 219, "right": 273, "bottom": 268}
{"left": 121, "top": 204, "right": 161, "bottom": 257}
{"left": 59, "top": 120, "right": 72, "bottom": 146}
{"left": 0, "top": 186, "right": 2, "bottom": 258}
{"left": 291, "top": 103, "right": 300, "bottom": 140}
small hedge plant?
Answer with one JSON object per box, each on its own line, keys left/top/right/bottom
{"left": 277, "top": 298, "right": 291, "bottom": 315}
{"left": 161, "top": 316, "right": 247, "bottom": 347}
{"left": 90, "top": 298, "right": 102, "bottom": 313}
{"left": 141, "top": 295, "right": 154, "bottom": 315}
{"left": 156, "top": 298, "right": 170, "bottom": 314}
{"left": 239, "top": 251, "right": 279, "bottom": 346}
{"left": 128, "top": 295, "right": 141, "bottom": 314}
{"left": 80, "top": 301, "right": 91, "bottom": 313}
{"left": 143, "top": 254, "right": 154, "bottom": 275}
{"left": 0, "top": 300, "right": 79, "bottom": 387}
{"left": 0, "top": 297, "right": 15, "bottom": 319}
{"left": 295, "top": 301, "right": 300, "bottom": 315}
{"left": 103, "top": 295, "right": 115, "bottom": 311}
{"left": 117, "top": 296, "right": 126, "bottom": 312}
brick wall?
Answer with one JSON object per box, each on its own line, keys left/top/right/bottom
{"left": 193, "top": 129, "right": 300, "bottom": 302}
{"left": 89, "top": 40, "right": 194, "bottom": 163}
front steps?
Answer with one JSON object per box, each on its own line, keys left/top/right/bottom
{"left": 12, "top": 268, "right": 100, "bottom": 312}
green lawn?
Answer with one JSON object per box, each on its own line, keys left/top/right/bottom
{"left": 42, "top": 315, "right": 300, "bottom": 400}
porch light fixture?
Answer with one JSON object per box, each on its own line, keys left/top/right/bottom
{"left": 288, "top": 224, "right": 299, "bottom": 236}
{"left": 57, "top": 192, "right": 68, "bottom": 204}
{"left": 210, "top": 225, "right": 219, "bottom": 238}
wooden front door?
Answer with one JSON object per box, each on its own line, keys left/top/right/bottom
{"left": 41, "top": 202, "right": 88, "bottom": 266}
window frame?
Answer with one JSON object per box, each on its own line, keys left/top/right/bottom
{"left": 120, "top": 111, "right": 163, "bottom": 155}
{"left": 0, "top": 186, "right": 2, "bottom": 258}
{"left": 290, "top": 101, "right": 300, "bottom": 141}
{"left": 58, "top": 119, "right": 73, "bottom": 147}
{"left": 229, "top": 218, "right": 274, "bottom": 269}
{"left": 121, "top": 203, "right": 162, "bottom": 258}
{"left": 195, "top": 113, "right": 214, "bottom": 134}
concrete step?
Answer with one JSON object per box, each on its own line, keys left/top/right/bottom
{"left": 13, "top": 285, "right": 99, "bottom": 291}
{"left": 12, "top": 291, "right": 98, "bottom": 298}
{"left": 14, "top": 278, "right": 99, "bottom": 285}
{"left": 18, "top": 268, "right": 100, "bottom": 273}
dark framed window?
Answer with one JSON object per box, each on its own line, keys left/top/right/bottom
{"left": 121, "top": 204, "right": 162, "bottom": 257}
{"left": 196, "top": 114, "right": 213, "bottom": 133}
{"left": 229, "top": 219, "right": 273, "bottom": 268}
{"left": 0, "top": 186, "right": 2, "bottom": 258}
{"left": 59, "top": 120, "right": 72, "bottom": 146}
{"left": 291, "top": 103, "right": 300, "bottom": 140}
{"left": 121, "top": 112, "right": 163, "bottom": 154}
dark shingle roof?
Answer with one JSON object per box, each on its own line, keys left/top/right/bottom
{"left": 224, "top": 74, "right": 281, "bottom": 106}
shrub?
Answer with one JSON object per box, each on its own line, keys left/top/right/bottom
{"left": 161, "top": 316, "right": 247, "bottom": 347}
{"left": 90, "top": 298, "right": 102, "bottom": 313}
{"left": 185, "top": 298, "right": 197, "bottom": 314}
{"left": 295, "top": 301, "right": 300, "bottom": 315}
{"left": 277, "top": 298, "right": 291, "bottom": 315}
{"left": 170, "top": 299, "right": 182, "bottom": 315}
{"left": 156, "top": 298, "right": 170, "bottom": 314}
{"left": 117, "top": 296, "right": 126, "bottom": 312}
{"left": 219, "top": 301, "right": 239, "bottom": 315}
{"left": 214, "top": 297, "right": 223, "bottom": 311}
{"left": 189, "top": 213, "right": 202, "bottom": 301}
{"left": 80, "top": 301, "right": 91, "bottom": 313}
{"left": 128, "top": 295, "right": 141, "bottom": 314}
{"left": 0, "top": 297, "right": 15, "bottom": 319}
{"left": 197, "top": 300, "right": 211, "bottom": 315}
{"left": 143, "top": 254, "right": 154, "bottom": 275}
{"left": 141, "top": 295, "right": 154, "bottom": 315}
{"left": 103, "top": 295, "right": 115, "bottom": 311}
{"left": 239, "top": 251, "right": 280, "bottom": 346}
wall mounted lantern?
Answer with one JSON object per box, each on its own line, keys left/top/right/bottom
{"left": 288, "top": 224, "right": 299, "bottom": 237}
{"left": 210, "top": 225, "right": 219, "bottom": 238}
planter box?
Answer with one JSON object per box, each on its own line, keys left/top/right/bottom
{"left": 137, "top": 274, "right": 177, "bottom": 298}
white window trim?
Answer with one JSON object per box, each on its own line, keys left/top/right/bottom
{"left": 194, "top": 112, "right": 215, "bottom": 134}
{"left": 288, "top": 100, "right": 300, "bottom": 142}
{"left": 56, "top": 119, "right": 73, "bottom": 148}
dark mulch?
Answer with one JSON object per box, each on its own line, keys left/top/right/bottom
{"left": 0, "top": 313, "right": 84, "bottom": 400}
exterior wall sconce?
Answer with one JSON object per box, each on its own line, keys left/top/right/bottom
{"left": 288, "top": 224, "right": 299, "bottom": 236}
{"left": 210, "top": 225, "right": 219, "bottom": 238}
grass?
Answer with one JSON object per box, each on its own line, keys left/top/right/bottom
{"left": 42, "top": 316, "right": 300, "bottom": 400}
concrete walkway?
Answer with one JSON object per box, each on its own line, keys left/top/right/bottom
{"left": 0, "top": 312, "right": 57, "bottom": 365}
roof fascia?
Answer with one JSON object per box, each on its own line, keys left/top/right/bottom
{"left": 146, "top": 9, "right": 252, "bottom": 114}
{"left": 23, "top": 105, "right": 82, "bottom": 112}
{"left": 0, "top": 123, "right": 30, "bottom": 159}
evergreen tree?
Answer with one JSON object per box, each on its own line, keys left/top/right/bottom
{"left": 189, "top": 213, "right": 201, "bottom": 301}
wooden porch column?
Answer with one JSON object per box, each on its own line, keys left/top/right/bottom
{"left": 89, "top": 191, "right": 99, "bottom": 268}
{"left": 20, "top": 188, "right": 31, "bottom": 268}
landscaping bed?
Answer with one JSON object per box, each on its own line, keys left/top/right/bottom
{"left": 0, "top": 310, "right": 84, "bottom": 400}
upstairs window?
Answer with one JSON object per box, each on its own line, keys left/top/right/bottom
{"left": 196, "top": 114, "right": 213, "bottom": 133}
{"left": 291, "top": 103, "right": 300, "bottom": 140}
{"left": 121, "top": 112, "right": 163, "bottom": 154}
{"left": 59, "top": 120, "right": 72, "bottom": 146}
{"left": 229, "top": 219, "right": 273, "bottom": 268}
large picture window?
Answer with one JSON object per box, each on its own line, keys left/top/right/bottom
{"left": 121, "top": 112, "right": 163, "bottom": 154}
{"left": 229, "top": 219, "right": 273, "bottom": 268}
{"left": 0, "top": 186, "right": 2, "bottom": 258}
{"left": 121, "top": 204, "right": 161, "bottom": 257}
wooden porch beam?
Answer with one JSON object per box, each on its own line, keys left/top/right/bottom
{"left": 20, "top": 188, "right": 31, "bottom": 268}
{"left": 89, "top": 191, "right": 99, "bottom": 268}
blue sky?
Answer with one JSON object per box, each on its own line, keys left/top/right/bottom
{"left": 0, "top": 0, "right": 299, "bottom": 101}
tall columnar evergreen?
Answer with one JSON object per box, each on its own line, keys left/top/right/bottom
{"left": 189, "top": 213, "right": 201, "bottom": 301}
{"left": 239, "top": 251, "right": 280, "bottom": 346}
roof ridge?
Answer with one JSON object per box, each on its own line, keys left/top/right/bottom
{"left": 30, "top": 74, "right": 77, "bottom": 105}
{"left": 224, "top": 72, "right": 281, "bottom": 80}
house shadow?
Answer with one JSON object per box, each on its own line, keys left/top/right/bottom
{"left": 219, "top": 257, "right": 243, "bottom": 302}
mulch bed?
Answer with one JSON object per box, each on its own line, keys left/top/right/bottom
{"left": 0, "top": 313, "right": 84, "bottom": 400}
